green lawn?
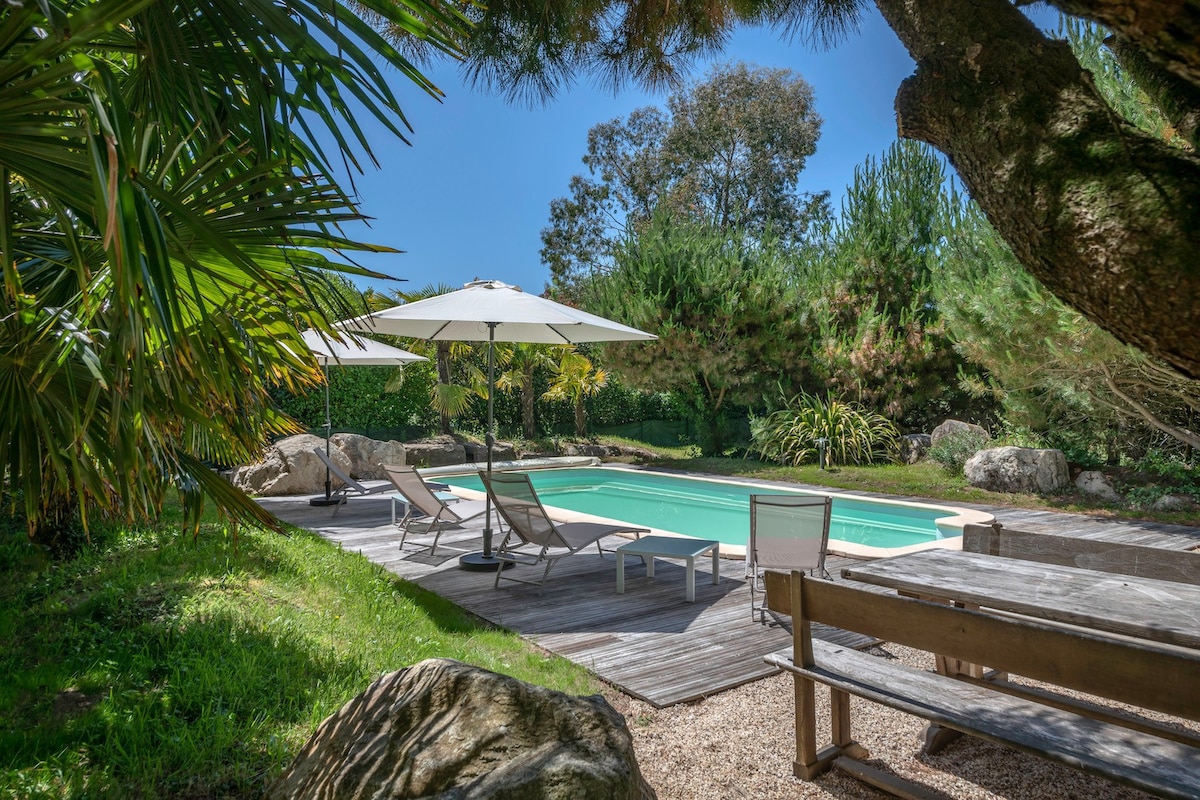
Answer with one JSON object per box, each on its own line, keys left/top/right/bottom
{"left": 0, "top": 506, "right": 599, "bottom": 799}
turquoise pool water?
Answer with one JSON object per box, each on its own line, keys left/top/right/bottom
{"left": 444, "top": 467, "right": 961, "bottom": 550}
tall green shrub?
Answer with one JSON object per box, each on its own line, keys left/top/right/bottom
{"left": 802, "top": 140, "right": 979, "bottom": 426}
{"left": 273, "top": 364, "right": 438, "bottom": 435}
{"left": 589, "top": 217, "right": 810, "bottom": 455}
{"left": 927, "top": 431, "right": 990, "bottom": 475}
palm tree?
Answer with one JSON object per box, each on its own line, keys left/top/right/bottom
{"left": 544, "top": 350, "right": 609, "bottom": 437}
{"left": 386, "top": 285, "right": 492, "bottom": 435}
{"left": 496, "top": 343, "right": 559, "bottom": 440}
{"left": 0, "top": 1, "right": 470, "bottom": 544}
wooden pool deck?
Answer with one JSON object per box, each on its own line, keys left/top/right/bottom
{"left": 258, "top": 480, "right": 1200, "bottom": 708}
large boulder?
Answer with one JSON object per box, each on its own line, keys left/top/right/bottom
{"left": 404, "top": 436, "right": 467, "bottom": 468}
{"left": 330, "top": 433, "right": 406, "bottom": 479}
{"left": 464, "top": 440, "right": 517, "bottom": 463}
{"left": 899, "top": 433, "right": 932, "bottom": 465}
{"left": 1075, "top": 470, "right": 1121, "bottom": 502}
{"left": 931, "top": 419, "right": 990, "bottom": 446}
{"left": 1152, "top": 494, "right": 1199, "bottom": 512}
{"left": 268, "top": 658, "right": 654, "bottom": 800}
{"left": 562, "top": 443, "right": 612, "bottom": 458}
{"left": 233, "top": 434, "right": 335, "bottom": 496}
{"left": 965, "top": 446, "right": 1070, "bottom": 494}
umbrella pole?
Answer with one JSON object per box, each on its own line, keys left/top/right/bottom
{"left": 483, "top": 324, "right": 495, "bottom": 556}
{"left": 459, "top": 323, "right": 510, "bottom": 571}
{"left": 309, "top": 358, "right": 341, "bottom": 506}
{"left": 325, "top": 362, "right": 332, "bottom": 499}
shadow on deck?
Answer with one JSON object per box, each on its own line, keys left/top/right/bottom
{"left": 259, "top": 490, "right": 869, "bottom": 707}
{"left": 260, "top": 480, "right": 1200, "bottom": 708}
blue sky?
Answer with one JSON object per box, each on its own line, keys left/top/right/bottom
{"left": 335, "top": 7, "right": 918, "bottom": 296}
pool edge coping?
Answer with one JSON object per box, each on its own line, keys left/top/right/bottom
{"left": 436, "top": 462, "right": 994, "bottom": 560}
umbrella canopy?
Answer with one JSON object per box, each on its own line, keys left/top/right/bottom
{"left": 339, "top": 279, "right": 657, "bottom": 344}
{"left": 301, "top": 330, "right": 426, "bottom": 506}
{"left": 301, "top": 329, "right": 427, "bottom": 366}
{"left": 338, "top": 280, "right": 656, "bottom": 569}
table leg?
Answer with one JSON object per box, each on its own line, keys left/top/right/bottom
{"left": 617, "top": 552, "right": 625, "bottom": 594}
{"left": 645, "top": 556, "right": 655, "bottom": 579}
{"left": 391, "top": 497, "right": 397, "bottom": 526}
{"left": 685, "top": 556, "right": 695, "bottom": 602}
{"left": 711, "top": 546, "right": 719, "bottom": 584}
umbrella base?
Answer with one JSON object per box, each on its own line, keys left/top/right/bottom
{"left": 458, "top": 552, "right": 515, "bottom": 572}
{"left": 308, "top": 496, "right": 343, "bottom": 507}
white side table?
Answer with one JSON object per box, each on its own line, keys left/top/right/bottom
{"left": 616, "top": 535, "right": 720, "bottom": 602}
{"left": 390, "top": 491, "right": 459, "bottom": 525}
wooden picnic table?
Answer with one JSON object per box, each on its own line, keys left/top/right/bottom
{"left": 842, "top": 548, "right": 1200, "bottom": 651}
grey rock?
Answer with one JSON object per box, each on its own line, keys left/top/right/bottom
{"left": 235, "top": 433, "right": 408, "bottom": 494}
{"left": 562, "top": 443, "right": 612, "bottom": 458}
{"left": 930, "top": 419, "right": 990, "bottom": 446}
{"left": 464, "top": 441, "right": 516, "bottom": 464}
{"left": 899, "top": 433, "right": 932, "bottom": 465}
{"left": 1074, "top": 470, "right": 1121, "bottom": 502}
{"left": 330, "top": 433, "right": 405, "bottom": 479}
{"left": 268, "top": 658, "right": 654, "bottom": 800}
{"left": 404, "top": 436, "right": 466, "bottom": 468}
{"left": 1152, "top": 493, "right": 1198, "bottom": 512}
{"left": 964, "top": 446, "right": 1070, "bottom": 494}
{"left": 369, "top": 439, "right": 408, "bottom": 473}
{"left": 233, "top": 433, "right": 336, "bottom": 496}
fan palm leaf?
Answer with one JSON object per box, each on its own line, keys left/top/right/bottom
{"left": 1, "top": 0, "right": 472, "bottom": 543}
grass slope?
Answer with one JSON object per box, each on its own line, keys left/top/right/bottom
{"left": 0, "top": 507, "right": 599, "bottom": 799}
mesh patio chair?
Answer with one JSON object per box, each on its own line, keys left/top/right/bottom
{"left": 384, "top": 465, "right": 497, "bottom": 555}
{"left": 747, "top": 494, "right": 833, "bottom": 622}
{"left": 480, "top": 470, "right": 648, "bottom": 589}
{"left": 313, "top": 448, "right": 394, "bottom": 515}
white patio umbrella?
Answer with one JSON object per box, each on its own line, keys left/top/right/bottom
{"left": 340, "top": 279, "right": 657, "bottom": 570}
{"left": 302, "top": 329, "right": 427, "bottom": 506}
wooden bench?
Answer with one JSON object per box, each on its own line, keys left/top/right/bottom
{"left": 765, "top": 571, "right": 1200, "bottom": 799}
{"left": 963, "top": 522, "right": 1200, "bottom": 585}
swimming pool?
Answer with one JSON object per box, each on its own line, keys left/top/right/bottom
{"left": 443, "top": 466, "right": 992, "bottom": 556}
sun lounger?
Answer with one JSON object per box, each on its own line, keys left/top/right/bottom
{"left": 312, "top": 448, "right": 394, "bottom": 515}
{"left": 480, "top": 470, "right": 648, "bottom": 589}
{"left": 384, "top": 465, "right": 496, "bottom": 555}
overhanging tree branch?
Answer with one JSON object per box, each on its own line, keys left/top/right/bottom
{"left": 875, "top": 0, "right": 1200, "bottom": 379}
{"left": 1053, "top": 0, "right": 1200, "bottom": 88}
{"left": 1099, "top": 363, "right": 1200, "bottom": 449}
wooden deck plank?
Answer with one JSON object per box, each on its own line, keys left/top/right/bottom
{"left": 258, "top": 484, "right": 1200, "bottom": 708}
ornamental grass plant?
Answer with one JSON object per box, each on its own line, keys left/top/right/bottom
{"left": 749, "top": 392, "right": 900, "bottom": 467}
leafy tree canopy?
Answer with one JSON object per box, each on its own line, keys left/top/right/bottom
{"left": 542, "top": 61, "right": 828, "bottom": 297}
{"left": 588, "top": 215, "right": 811, "bottom": 453}
{"left": 1, "top": 0, "right": 469, "bottom": 543}
{"left": 447, "top": 0, "right": 1200, "bottom": 379}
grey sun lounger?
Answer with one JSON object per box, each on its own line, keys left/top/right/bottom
{"left": 480, "top": 470, "right": 648, "bottom": 589}
{"left": 384, "top": 465, "right": 496, "bottom": 555}
{"left": 313, "top": 447, "right": 394, "bottom": 515}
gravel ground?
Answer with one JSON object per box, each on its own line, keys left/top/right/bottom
{"left": 604, "top": 645, "right": 1173, "bottom": 800}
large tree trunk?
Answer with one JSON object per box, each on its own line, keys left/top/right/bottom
{"left": 874, "top": 0, "right": 1200, "bottom": 379}
{"left": 1053, "top": 0, "right": 1200, "bottom": 88}
{"left": 575, "top": 394, "right": 587, "bottom": 436}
